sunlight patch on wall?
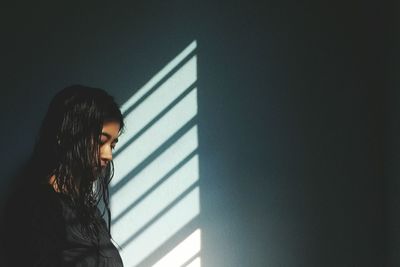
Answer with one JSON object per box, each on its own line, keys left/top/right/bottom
{"left": 153, "top": 229, "right": 201, "bottom": 267}
{"left": 110, "top": 40, "right": 201, "bottom": 267}
{"left": 185, "top": 257, "right": 201, "bottom": 267}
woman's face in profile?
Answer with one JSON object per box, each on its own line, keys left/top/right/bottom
{"left": 99, "top": 121, "right": 120, "bottom": 169}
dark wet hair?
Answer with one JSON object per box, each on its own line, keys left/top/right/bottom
{"left": 26, "top": 84, "right": 124, "bottom": 238}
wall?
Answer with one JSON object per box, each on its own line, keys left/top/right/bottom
{"left": 0, "top": 1, "right": 395, "bottom": 266}
{"left": 385, "top": 1, "right": 400, "bottom": 264}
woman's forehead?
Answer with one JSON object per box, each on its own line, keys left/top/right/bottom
{"left": 101, "top": 121, "right": 120, "bottom": 139}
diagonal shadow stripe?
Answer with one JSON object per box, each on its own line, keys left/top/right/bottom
{"left": 111, "top": 149, "right": 198, "bottom": 225}
{"left": 121, "top": 41, "right": 197, "bottom": 114}
{"left": 115, "top": 53, "right": 197, "bottom": 155}
{"left": 110, "top": 125, "right": 199, "bottom": 221}
{"left": 114, "top": 82, "right": 197, "bottom": 159}
{"left": 135, "top": 218, "right": 201, "bottom": 267}
{"left": 152, "top": 229, "right": 201, "bottom": 267}
{"left": 110, "top": 117, "right": 198, "bottom": 195}
{"left": 121, "top": 50, "right": 197, "bottom": 118}
{"left": 181, "top": 252, "right": 201, "bottom": 267}
{"left": 113, "top": 87, "right": 198, "bottom": 187}
{"left": 120, "top": 182, "right": 199, "bottom": 249}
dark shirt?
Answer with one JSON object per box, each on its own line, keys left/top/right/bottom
{"left": 2, "top": 183, "right": 123, "bottom": 267}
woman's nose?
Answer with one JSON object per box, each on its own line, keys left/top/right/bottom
{"left": 101, "top": 146, "right": 113, "bottom": 162}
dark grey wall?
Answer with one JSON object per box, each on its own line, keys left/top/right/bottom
{"left": 0, "top": 1, "right": 396, "bottom": 266}
{"left": 385, "top": 3, "right": 400, "bottom": 265}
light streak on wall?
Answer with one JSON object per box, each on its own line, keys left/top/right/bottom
{"left": 110, "top": 40, "right": 201, "bottom": 267}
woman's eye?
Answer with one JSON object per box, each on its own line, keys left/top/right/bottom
{"left": 100, "top": 139, "right": 107, "bottom": 145}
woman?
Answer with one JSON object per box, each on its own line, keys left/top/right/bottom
{"left": 3, "top": 85, "right": 125, "bottom": 266}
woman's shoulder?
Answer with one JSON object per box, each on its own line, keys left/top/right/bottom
{"left": 2, "top": 183, "right": 69, "bottom": 266}
{"left": 3, "top": 183, "right": 65, "bottom": 230}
